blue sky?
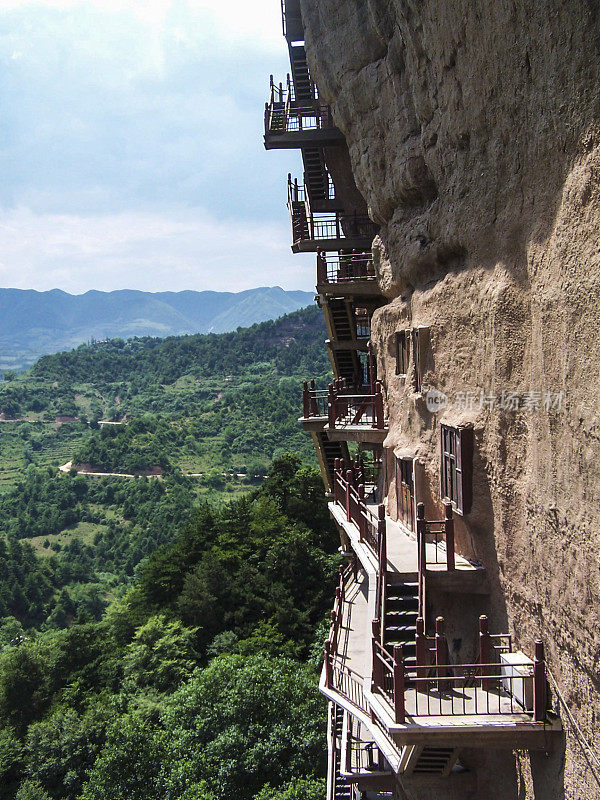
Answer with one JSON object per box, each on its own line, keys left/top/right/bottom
{"left": 0, "top": 0, "right": 314, "bottom": 292}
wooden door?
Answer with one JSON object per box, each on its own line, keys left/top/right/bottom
{"left": 395, "top": 457, "right": 414, "bottom": 531}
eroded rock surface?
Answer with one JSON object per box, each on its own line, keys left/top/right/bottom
{"left": 301, "top": 1, "right": 600, "bottom": 798}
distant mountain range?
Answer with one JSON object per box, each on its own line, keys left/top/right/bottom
{"left": 0, "top": 287, "right": 315, "bottom": 373}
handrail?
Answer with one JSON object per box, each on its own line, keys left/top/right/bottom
{"left": 416, "top": 501, "right": 455, "bottom": 622}
{"left": 302, "top": 379, "right": 329, "bottom": 418}
{"left": 291, "top": 210, "right": 379, "bottom": 245}
{"left": 328, "top": 382, "right": 385, "bottom": 430}
{"left": 265, "top": 99, "right": 336, "bottom": 137}
{"left": 317, "top": 250, "right": 376, "bottom": 285}
{"left": 372, "top": 616, "right": 548, "bottom": 723}
{"left": 324, "top": 649, "right": 369, "bottom": 715}
{"left": 332, "top": 464, "right": 386, "bottom": 567}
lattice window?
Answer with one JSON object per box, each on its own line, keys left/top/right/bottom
{"left": 440, "top": 424, "right": 473, "bottom": 514}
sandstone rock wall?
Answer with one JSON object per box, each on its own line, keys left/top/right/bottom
{"left": 300, "top": 1, "right": 600, "bottom": 797}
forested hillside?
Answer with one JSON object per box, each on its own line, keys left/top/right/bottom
{"left": 0, "top": 305, "right": 337, "bottom": 798}
{"left": 0, "top": 287, "right": 314, "bottom": 372}
{"left": 0, "top": 456, "right": 337, "bottom": 800}
{"left": 0, "top": 306, "right": 330, "bottom": 485}
{"left": 0, "top": 305, "right": 332, "bottom": 627}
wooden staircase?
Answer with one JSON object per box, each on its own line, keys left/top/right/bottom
{"left": 403, "top": 744, "right": 460, "bottom": 777}
{"left": 302, "top": 146, "right": 330, "bottom": 207}
{"left": 383, "top": 582, "right": 419, "bottom": 672}
{"left": 333, "top": 705, "right": 353, "bottom": 799}
{"left": 316, "top": 432, "right": 348, "bottom": 489}
{"left": 327, "top": 298, "right": 354, "bottom": 340}
{"left": 289, "top": 43, "right": 313, "bottom": 104}
{"left": 330, "top": 348, "right": 363, "bottom": 383}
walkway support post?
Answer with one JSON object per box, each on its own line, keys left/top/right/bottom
{"left": 393, "top": 644, "right": 405, "bottom": 723}
{"left": 444, "top": 502, "right": 455, "bottom": 570}
{"left": 479, "top": 615, "right": 492, "bottom": 690}
{"left": 435, "top": 616, "right": 449, "bottom": 691}
{"left": 534, "top": 640, "right": 546, "bottom": 722}
{"left": 416, "top": 617, "right": 427, "bottom": 680}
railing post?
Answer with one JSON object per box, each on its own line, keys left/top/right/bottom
{"left": 435, "top": 616, "right": 449, "bottom": 691}
{"left": 333, "top": 458, "right": 341, "bottom": 504}
{"left": 309, "top": 378, "right": 318, "bottom": 416}
{"left": 328, "top": 383, "right": 336, "bottom": 428}
{"left": 330, "top": 610, "right": 337, "bottom": 655}
{"left": 371, "top": 619, "right": 382, "bottom": 687}
{"left": 345, "top": 469, "right": 353, "bottom": 522}
{"left": 358, "top": 484, "right": 366, "bottom": 540}
{"left": 317, "top": 249, "right": 327, "bottom": 285}
{"left": 533, "top": 640, "right": 546, "bottom": 721}
{"left": 444, "top": 502, "right": 455, "bottom": 570}
{"left": 479, "top": 614, "right": 492, "bottom": 690}
{"left": 416, "top": 616, "right": 427, "bottom": 680}
{"left": 417, "top": 502, "right": 426, "bottom": 618}
{"left": 302, "top": 381, "right": 310, "bottom": 418}
{"left": 374, "top": 382, "right": 384, "bottom": 429}
{"left": 378, "top": 504, "right": 386, "bottom": 574}
{"left": 324, "top": 640, "right": 333, "bottom": 688}
{"left": 393, "top": 644, "right": 406, "bottom": 724}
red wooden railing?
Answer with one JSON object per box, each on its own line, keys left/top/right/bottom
{"left": 324, "top": 649, "right": 369, "bottom": 715}
{"left": 316, "top": 250, "right": 376, "bottom": 285}
{"left": 302, "top": 379, "right": 329, "bottom": 418}
{"left": 332, "top": 464, "right": 386, "bottom": 560}
{"left": 328, "top": 383, "right": 385, "bottom": 430}
{"left": 416, "top": 501, "right": 455, "bottom": 620}
{"left": 371, "top": 614, "right": 547, "bottom": 723}
{"left": 290, "top": 208, "right": 378, "bottom": 246}
{"left": 328, "top": 564, "right": 350, "bottom": 657}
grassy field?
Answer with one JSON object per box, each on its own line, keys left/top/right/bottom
{"left": 28, "top": 521, "right": 106, "bottom": 557}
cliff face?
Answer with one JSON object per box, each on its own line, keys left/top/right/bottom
{"left": 300, "top": 1, "right": 600, "bottom": 798}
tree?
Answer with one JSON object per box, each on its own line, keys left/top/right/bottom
{"left": 160, "top": 654, "right": 327, "bottom": 800}
{"left": 15, "top": 780, "right": 52, "bottom": 800}
{"left": 122, "top": 615, "right": 198, "bottom": 693}
{"left": 79, "top": 715, "right": 167, "bottom": 800}
{"left": 252, "top": 778, "right": 326, "bottom": 800}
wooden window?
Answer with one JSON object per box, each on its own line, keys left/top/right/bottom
{"left": 395, "top": 330, "right": 409, "bottom": 375}
{"left": 395, "top": 457, "right": 414, "bottom": 531}
{"left": 412, "top": 326, "right": 431, "bottom": 394}
{"left": 440, "top": 425, "right": 473, "bottom": 514}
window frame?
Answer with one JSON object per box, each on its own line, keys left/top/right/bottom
{"left": 395, "top": 330, "right": 409, "bottom": 376}
{"left": 440, "top": 424, "right": 473, "bottom": 515}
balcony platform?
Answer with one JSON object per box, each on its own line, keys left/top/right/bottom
{"left": 264, "top": 128, "right": 344, "bottom": 149}
{"left": 299, "top": 414, "right": 328, "bottom": 432}
{"left": 317, "top": 278, "right": 383, "bottom": 298}
{"left": 330, "top": 502, "right": 488, "bottom": 593}
{"left": 323, "top": 568, "right": 560, "bottom": 753}
{"left": 326, "top": 423, "right": 388, "bottom": 445}
{"left": 293, "top": 235, "right": 375, "bottom": 254}
{"left": 369, "top": 688, "right": 562, "bottom": 750}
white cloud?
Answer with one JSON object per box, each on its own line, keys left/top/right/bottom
{"left": 0, "top": 0, "right": 285, "bottom": 50}
{"left": 0, "top": 206, "right": 315, "bottom": 293}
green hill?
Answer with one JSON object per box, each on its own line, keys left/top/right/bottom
{"left": 0, "top": 286, "right": 315, "bottom": 372}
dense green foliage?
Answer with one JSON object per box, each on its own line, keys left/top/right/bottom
{"left": 0, "top": 309, "right": 337, "bottom": 797}
{"left": 31, "top": 307, "right": 328, "bottom": 384}
{"left": 0, "top": 457, "right": 337, "bottom": 799}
